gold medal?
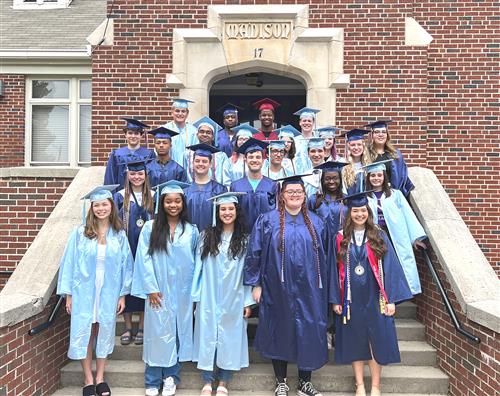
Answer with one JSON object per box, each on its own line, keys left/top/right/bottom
{"left": 354, "top": 264, "right": 365, "bottom": 276}
{"left": 136, "top": 218, "right": 145, "bottom": 227}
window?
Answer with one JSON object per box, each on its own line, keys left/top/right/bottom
{"left": 13, "top": 0, "right": 72, "bottom": 9}
{"left": 26, "top": 78, "right": 91, "bottom": 166}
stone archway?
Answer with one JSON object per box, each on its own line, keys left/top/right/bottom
{"left": 165, "top": 4, "right": 349, "bottom": 126}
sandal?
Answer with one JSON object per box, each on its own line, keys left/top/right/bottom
{"left": 355, "top": 383, "right": 366, "bottom": 396}
{"left": 83, "top": 384, "right": 96, "bottom": 396}
{"left": 216, "top": 385, "right": 228, "bottom": 395}
{"left": 370, "top": 386, "right": 381, "bottom": 396}
{"left": 120, "top": 328, "right": 133, "bottom": 345}
{"left": 134, "top": 329, "right": 144, "bottom": 345}
{"left": 200, "top": 384, "right": 212, "bottom": 396}
{"left": 96, "top": 382, "right": 111, "bottom": 396}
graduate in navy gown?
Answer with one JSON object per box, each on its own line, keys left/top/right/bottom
{"left": 113, "top": 160, "right": 155, "bottom": 347}
{"left": 366, "top": 120, "right": 414, "bottom": 198}
{"left": 216, "top": 103, "right": 243, "bottom": 157}
{"left": 183, "top": 144, "right": 227, "bottom": 232}
{"left": 332, "top": 191, "right": 412, "bottom": 396}
{"left": 244, "top": 175, "right": 339, "bottom": 396}
{"left": 146, "top": 126, "right": 188, "bottom": 187}
{"left": 340, "top": 129, "right": 372, "bottom": 195}
{"left": 104, "top": 118, "right": 156, "bottom": 189}
{"left": 230, "top": 138, "right": 277, "bottom": 233}
{"left": 308, "top": 161, "right": 348, "bottom": 233}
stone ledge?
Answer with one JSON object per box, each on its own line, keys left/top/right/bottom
{"left": 409, "top": 167, "right": 500, "bottom": 333}
{"left": 0, "top": 166, "right": 80, "bottom": 179}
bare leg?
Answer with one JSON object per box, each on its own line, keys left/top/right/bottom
{"left": 123, "top": 312, "right": 133, "bottom": 333}
{"left": 138, "top": 311, "right": 144, "bottom": 330}
{"left": 367, "top": 359, "right": 382, "bottom": 392}
{"left": 352, "top": 361, "right": 366, "bottom": 395}
{"left": 94, "top": 323, "right": 110, "bottom": 395}
{"left": 81, "top": 324, "right": 96, "bottom": 386}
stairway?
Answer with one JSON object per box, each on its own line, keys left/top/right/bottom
{"left": 53, "top": 302, "right": 449, "bottom": 396}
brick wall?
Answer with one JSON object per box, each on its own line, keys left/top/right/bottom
{"left": 416, "top": 251, "right": 500, "bottom": 396}
{"left": 0, "top": 75, "right": 25, "bottom": 167}
{"left": 0, "top": 293, "right": 70, "bottom": 396}
{"left": 0, "top": 176, "right": 73, "bottom": 290}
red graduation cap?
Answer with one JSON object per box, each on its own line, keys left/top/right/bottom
{"left": 252, "top": 98, "right": 281, "bottom": 112}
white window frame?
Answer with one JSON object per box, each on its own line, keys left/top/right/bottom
{"left": 13, "top": 0, "right": 72, "bottom": 9}
{"left": 25, "top": 76, "right": 91, "bottom": 167}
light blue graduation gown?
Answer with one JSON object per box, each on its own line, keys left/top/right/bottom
{"left": 229, "top": 156, "right": 246, "bottom": 182}
{"left": 132, "top": 220, "right": 199, "bottom": 367}
{"left": 191, "top": 233, "right": 254, "bottom": 371}
{"left": 57, "top": 226, "right": 133, "bottom": 360}
{"left": 368, "top": 189, "right": 426, "bottom": 295}
{"left": 184, "top": 150, "right": 232, "bottom": 188}
{"left": 163, "top": 121, "right": 198, "bottom": 165}
{"left": 261, "top": 159, "right": 295, "bottom": 180}
{"left": 104, "top": 146, "right": 156, "bottom": 189}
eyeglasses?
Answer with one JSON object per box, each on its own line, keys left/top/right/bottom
{"left": 284, "top": 190, "right": 305, "bottom": 196}
{"left": 372, "top": 129, "right": 387, "bottom": 135}
{"left": 270, "top": 149, "right": 285, "bottom": 155}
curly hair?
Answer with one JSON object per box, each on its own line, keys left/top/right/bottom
{"left": 369, "top": 130, "right": 398, "bottom": 160}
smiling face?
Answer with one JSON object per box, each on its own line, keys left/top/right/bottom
{"left": 236, "top": 135, "right": 250, "bottom": 148}
{"left": 350, "top": 205, "right": 369, "bottom": 228}
{"left": 128, "top": 170, "right": 146, "bottom": 188}
{"left": 348, "top": 139, "right": 365, "bottom": 160}
{"left": 299, "top": 117, "right": 314, "bottom": 134}
{"left": 282, "top": 183, "right": 305, "bottom": 210}
{"left": 218, "top": 203, "right": 237, "bottom": 225}
{"left": 193, "top": 155, "right": 211, "bottom": 176}
{"left": 92, "top": 199, "right": 112, "bottom": 221}
{"left": 369, "top": 171, "right": 385, "bottom": 191}
{"left": 163, "top": 193, "right": 184, "bottom": 219}
{"left": 308, "top": 147, "right": 325, "bottom": 166}
{"left": 282, "top": 136, "right": 292, "bottom": 152}
{"left": 154, "top": 138, "right": 172, "bottom": 156}
{"left": 269, "top": 147, "right": 285, "bottom": 166}
{"left": 172, "top": 107, "right": 188, "bottom": 124}
{"left": 245, "top": 150, "right": 264, "bottom": 172}
{"left": 323, "top": 137, "right": 334, "bottom": 151}
{"left": 259, "top": 110, "right": 274, "bottom": 128}
{"left": 197, "top": 126, "right": 214, "bottom": 144}
{"left": 125, "top": 129, "right": 142, "bottom": 148}
{"left": 323, "top": 171, "right": 341, "bottom": 193}
{"left": 371, "top": 127, "right": 388, "bottom": 147}
{"left": 223, "top": 113, "right": 238, "bottom": 129}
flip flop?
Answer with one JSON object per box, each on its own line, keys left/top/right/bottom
{"left": 83, "top": 384, "right": 96, "bottom": 396}
{"left": 134, "top": 329, "right": 144, "bottom": 345}
{"left": 120, "top": 328, "right": 133, "bottom": 345}
{"left": 96, "top": 382, "right": 111, "bottom": 396}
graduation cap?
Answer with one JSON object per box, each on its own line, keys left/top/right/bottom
{"left": 187, "top": 143, "right": 220, "bottom": 159}
{"left": 317, "top": 126, "right": 342, "bottom": 138}
{"left": 154, "top": 180, "right": 191, "bottom": 214}
{"left": 277, "top": 124, "right": 301, "bottom": 139}
{"left": 207, "top": 191, "right": 247, "bottom": 226}
{"left": 362, "top": 159, "right": 394, "bottom": 173}
{"left": 293, "top": 107, "right": 321, "bottom": 119}
{"left": 193, "top": 116, "right": 222, "bottom": 144}
{"left": 340, "top": 190, "right": 374, "bottom": 208}
{"left": 365, "top": 120, "right": 393, "bottom": 129}
{"left": 252, "top": 98, "right": 280, "bottom": 113}
{"left": 148, "top": 126, "right": 179, "bottom": 140}
{"left": 80, "top": 184, "right": 119, "bottom": 223}
{"left": 341, "top": 128, "right": 370, "bottom": 142}
{"left": 236, "top": 137, "right": 269, "bottom": 155}
{"left": 124, "top": 159, "right": 151, "bottom": 172}
{"left": 276, "top": 173, "right": 312, "bottom": 187}
{"left": 314, "top": 161, "right": 349, "bottom": 173}
{"left": 233, "top": 124, "right": 259, "bottom": 138}
{"left": 172, "top": 98, "right": 194, "bottom": 109}
{"left": 306, "top": 137, "right": 326, "bottom": 149}
{"left": 216, "top": 102, "right": 243, "bottom": 117}
{"left": 268, "top": 140, "right": 287, "bottom": 150}
{"left": 122, "top": 118, "right": 149, "bottom": 132}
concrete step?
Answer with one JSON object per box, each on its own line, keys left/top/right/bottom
{"left": 53, "top": 387, "right": 447, "bottom": 396}
{"left": 109, "top": 339, "right": 436, "bottom": 367}
{"left": 61, "top": 361, "right": 448, "bottom": 394}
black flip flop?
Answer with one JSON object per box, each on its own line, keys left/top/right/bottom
{"left": 120, "top": 328, "right": 133, "bottom": 345}
{"left": 96, "top": 382, "right": 111, "bottom": 396}
{"left": 82, "top": 384, "right": 96, "bottom": 396}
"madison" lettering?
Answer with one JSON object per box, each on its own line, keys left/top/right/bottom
{"left": 225, "top": 23, "right": 292, "bottom": 40}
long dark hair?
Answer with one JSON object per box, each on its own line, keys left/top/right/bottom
{"left": 148, "top": 193, "right": 189, "bottom": 255}
{"left": 366, "top": 170, "right": 392, "bottom": 197}
{"left": 201, "top": 203, "right": 248, "bottom": 260}
{"left": 314, "top": 170, "right": 343, "bottom": 209}
{"left": 285, "top": 138, "right": 296, "bottom": 160}
{"left": 338, "top": 205, "right": 387, "bottom": 260}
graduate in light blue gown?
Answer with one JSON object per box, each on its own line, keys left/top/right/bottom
{"left": 340, "top": 128, "right": 372, "bottom": 195}
{"left": 367, "top": 120, "right": 415, "bottom": 198}
{"left": 184, "top": 144, "right": 227, "bottom": 232}
{"left": 215, "top": 103, "right": 243, "bottom": 157}
{"left": 332, "top": 191, "right": 412, "bottom": 396}
{"left": 162, "top": 98, "right": 199, "bottom": 165}
{"left": 230, "top": 138, "right": 277, "bottom": 233}
{"left": 261, "top": 140, "right": 295, "bottom": 180}
{"left": 228, "top": 124, "right": 258, "bottom": 182}
{"left": 296, "top": 137, "right": 326, "bottom": 197}
{"left": 146, "top": 126, "right": 188, "bottom": 187}
{"left": 276, "top": 124, "right": 301, "bottom": 175}
{"left": 191, "top": 192, "right": 254, "bottom": 396}
{"left": 184, "top": 116, "right": 232, "bottom": 187}
{"left": 365, "top": 161, "right": 426, "bottom": 295}
{"left": 293, "top": 107, "right": 321, "bottom": 161}
{"left": 132, "top": 180, "right": 199, "bottom": 396}
{"left": 104, "top": 118, "right": 156, "bottom": 189}
{"left": 317, "top": 126, "right": 346, "bottom": 163}
{"left": 57, "top": 185, "right": 133, "bottom": 396}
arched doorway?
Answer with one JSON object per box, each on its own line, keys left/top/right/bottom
{"left": 209, "top": 72, "right": 306, "bottom": 130}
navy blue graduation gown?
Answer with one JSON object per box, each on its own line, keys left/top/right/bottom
{"left": 230, "top": 176, "right": 277, "bottom": 233}
{"left": 391, "top": 149, "right": 414, "bottom": 198}
{"left": 147, "top": 157, "right": 188, "bottom": 187}
{"left": 104, "top": 146, "right": 155, "bottom": 189}
{"left": 244, "top": 210, "right": 339, "bottom": 371}
{"left": 334, "top": 232, "right": 412, "bottom": 365}
{"left": 184, "top": 180, "right": 227, "bottom": 232}
{"left": 308, "top": 194, "right": 347, "bottom": 233}
{"left": 216, "top": 129, "right": 234, "bottom": 158}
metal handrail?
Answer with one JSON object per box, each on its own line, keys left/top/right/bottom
{"left": 28, "top": 295, "right": 65, "bottom": 336}
{"left": 0, "top": 270, "right": 14, "bottom": 276}
{"left": 421, "top": 248, "right": 481, "bottom": 344}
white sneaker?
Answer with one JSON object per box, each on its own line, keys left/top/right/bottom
{"left": 162, "top": 376, "right": 177, "bottom": 396}
{"left": 145, "top": 388, "right": 159, "bottom": 396}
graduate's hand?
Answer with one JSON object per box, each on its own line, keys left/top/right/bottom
{"left": 413, "top": 240, "right": 427, "bottom": 250}
{"left": 332, "top": 304, "right": 342, "bottom": 315}
{"left": 65, "top": 295, "right": 72, "bottom": 315}
{"left": 149, "top": 292, "right": 163, "bottom": 309}
{"left": 117, "top": 296, "right": 126, "bottom": 314}
{"left": 252, "top": 286, "right": 262, "bottom": 304}
{"left": 243, "top": 307, "right": 252, "bottom": 318}
{"left": 384, "top": 303, "right": 396, "bottom": 316}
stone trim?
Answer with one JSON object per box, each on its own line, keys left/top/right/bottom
{"left": 0, "top": 166, "right": 80, "bottom": 179}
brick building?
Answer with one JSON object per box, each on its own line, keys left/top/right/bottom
{"left": 0, "top": 1, "right": 499, "bottom": 395}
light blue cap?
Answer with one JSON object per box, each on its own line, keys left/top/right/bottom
{"left": 233, "top": 123, "right": 259, "bottom": 137}
{"left": 277, "top": 124, "right": 300, "bottom": 139}
{"left": 317, "top": 126, "right": 342, "bottom": 138}
{"left": 172, "top": 98, "right": 194, "bottom": 109}
{"left": 207, "top": 192, "right": 247, "bottom": 226}
{"left": 293, "top": 107, "right": 321, "bottom": 119}
{"left": 363, "top": 159, "right": 393, "bottom": 173}
{"left": 307, "top": 137, "right": 326, "bottom": 149}
{"left": 268, "top": 140, "right": 287, "bottom": 150}
{"left": 193, "top": 116, "right": 222, "bottom": 133}
{"left": 154, "top": 180, "right": 191, "bottom": 214}
{"left": 80, "top": 184, "right": 119, "bottom": 224}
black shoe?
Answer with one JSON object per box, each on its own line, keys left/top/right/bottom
{"left": 274, "top": 379, "right": 289, "bottom": 396}
{"left": 297, "top": 379, "right": 323, "bottom": 396}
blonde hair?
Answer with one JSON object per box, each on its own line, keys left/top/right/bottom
{"left": 342, "top": 142, "right": 372, "bottom": 189}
